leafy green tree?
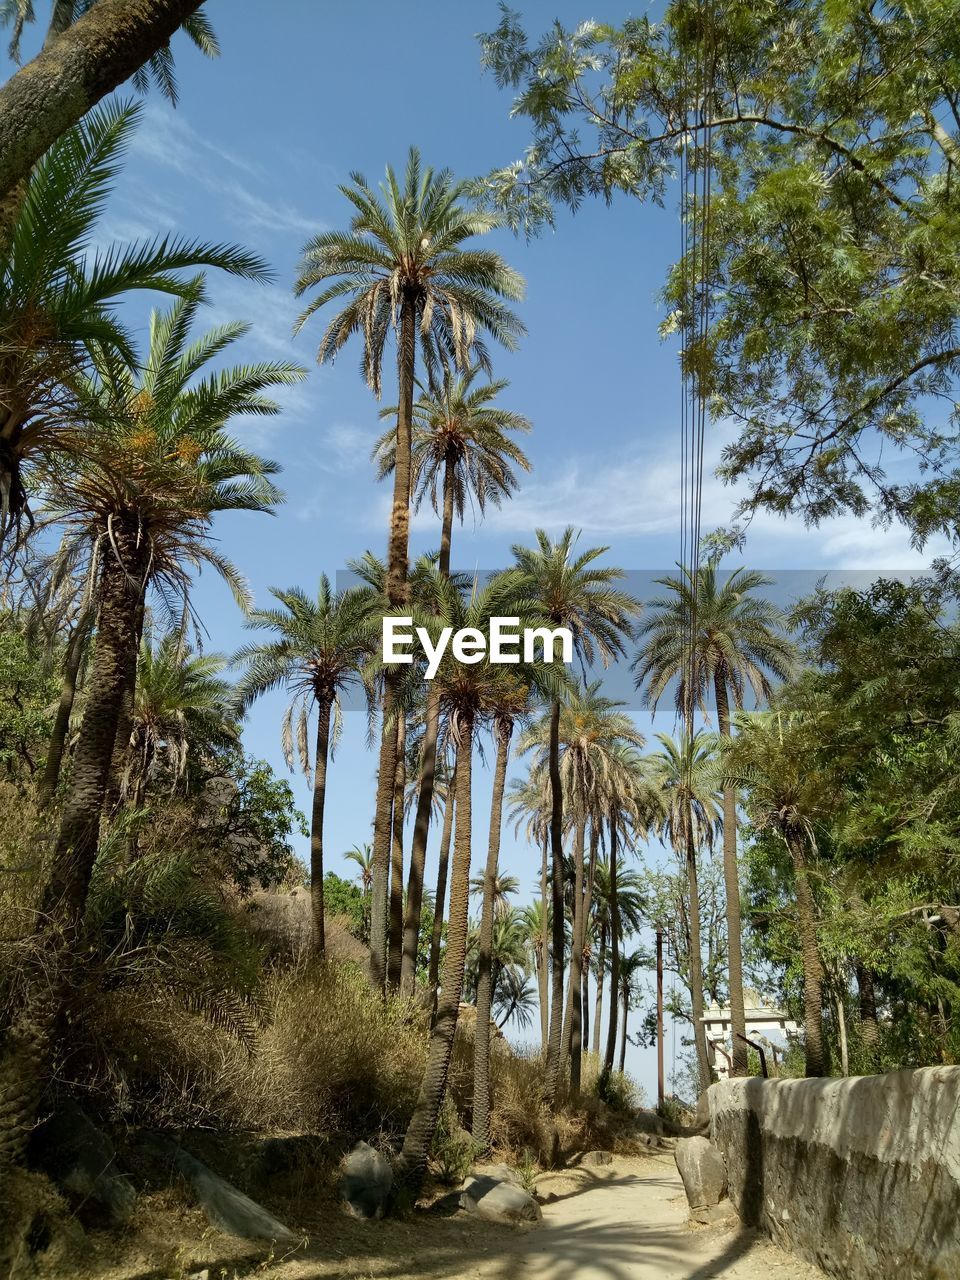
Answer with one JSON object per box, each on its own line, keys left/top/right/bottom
{"left": 294, "top": 148, "right": 525, "bottom": 989}
{"left": 479, "top": 3, "right": 960, "bottom": 544}
{"left": 234, "top": 577, "right": 376, "bottom": 955}
{"left": 635, "top": 559, "right": 795, "bottom": 1074}
{"left": 0, "top": 618, "right": 57, "bottom": 782}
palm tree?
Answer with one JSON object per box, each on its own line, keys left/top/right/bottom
{"left": 509, "top": 771, "right": 552, "bottom": 1051}
{"left": 234, "top": 577, "right": 376, "bottom": 954}
{"left": 591, "top": 857, "right": 645, "bottom": 1056}
{"left": 293, "top": 150, "right": 525, "bottom": 990}
{"left": 344, "top": 843, "right": 374, "bottom": 894}
{"left": 650, "top": 730, "right": 722, "bottom": 1093}
{"left": 470, "top": 870, "right": 520, "bottom": 919}
{"left": 617, "top": 948, "right": 647, "bottom": 1075}
{"left": 0, "top": 294, "right": 299, "bottom": 1171}
{"left": 123, "top": 629, "right": 235, "bottom": 811}
{"left": 635, "top": 559, "right": 795, "bottom": 1075}
{"left": 0, "top": 101, "right": 268, "bottom": 547}
{"left": 508, "top": 527, "right": 640, "bottom": 1112}
{"left": 519, "top": 682, "right": 645, "bottom": 1095}
{"left": 721, "top": 710, "right": 829, "bottom": 1077}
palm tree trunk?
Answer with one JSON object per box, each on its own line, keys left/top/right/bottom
{"left": 539, "top": 835, "right": 549, "bottom": 1053}
{"left": 713, "top": 670, "right": 747, "bottom": 1076}
{"left": 472, "top": 720, "right": 512, "bottom": 1149}
{"left": 568, "top": 816, "right": 586, "bottom": 1096}
{"left": 684, "top": 814, "right": 712, "bottom": 1093}
{"left": 37, "top": 607, "right": 91, "bottom": 807}
{"left": 439, "top": 455, "right": 455, "bottom": 578}
{"left": 427, "top": 757, "right": 456, "bottom": 996}
{"left": 310, "top": 701, "right": 332, "bottom": 955}
{"left": 787, "top": 829, "right": 826, "bottom": 1077}
{"left": 618, "top": 990, "right": 629, "bottom": 1075}
{"left": 388, "top": 714, "right": 406, "bottom": 991}
{"left": 399, "top": 719, "right": 473, "bottom": 1199}
{"left": 103, "top": 596, "right": 145, "bottom": 814}
{"left": 0, "top": 524, "right": 145, "bottom": 1172}
{"left": 582, "top": 965, "right": 590, "bottom": 1059}
{"left": 592, "top": 920, "right": 606, "bottom": 1058}
{"left": 855, "top": 959, "right": 880, "bottom": 1066}
{"left": 369, "top": 691, "right": 397, "bottom": 990}
{"left": 400, "top": 687, "right": 440, "bottom": 998}
{"left": 543, "top": 700, "right": 566, "bottom": 1110}
{"left": 601, "top": 811, "right": 620, "bottom": 1088}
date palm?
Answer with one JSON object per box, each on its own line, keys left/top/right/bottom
{"left": 506, "top": 527, "right": 640, "bottom": 1111}
{"left": 635, "top": 559, "right": 795, "bottom": 1075}
{"left": 233, "top": 577, "right": 377, "bottom": 954}
{"left": 0, "top": 100, "right": 268, "bottom": 546}
{"left": 509, "top": 772, "right": 553, "bottom": 1050}
{"left": 721, "top": 710, "right": 829, "bottom": 1077}
{"left": 590, "top": 857, "right": 645, "bottom": 1057}
{"left": 649, "top": 731, "right": 722, "bottom": 1093}
{"left": 616, "top": 948, "right": 647, "bottom": 1075}
{"left": 294, "top": 149, "right": 524, "bottom": 990}
{"left": 0, "top": 294, "right": 299, "bottom": 1172}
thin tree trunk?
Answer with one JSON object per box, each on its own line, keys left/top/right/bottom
{"left": 568, "top": 816, "right": 586, "bottom": 1096}
{"left": 369, "top": 687, "right": 398, "bottom": 990}
{"left": 427, "top": 757, "right": 456, "bottom": 996}
{"left": 714, "top": 671, "right": 748, "bottom": 1076}
{"left": 539, "top": 835, "right": 549, "bottom": 1054}
{"left": 592, "top": 920, "right": 606, "bottom": 1057}
{"left": 836, "top": 989, "right": 849, "bottom": 1077}
{"left": 103, "top": 596, "right": 145, "bottom": 814}
{"left": 37, "top": 607, "right": 91, "bottom": 807}
{"left": 619, "top": 993, "right": 629, "bottom": 1075}
{"left": 787, "top": 830, "right": 826, "bottom": 1077}
{"left": 0, "top": 0, "right": 205, "bottom": 206}
{"left": 601, "top": 812, "right": 621, "bottom": 1088}
{"left": 543, "top": 700, "right": 566, "bottom": 1111}
{"left": 400, "top": 687, "right": 439, "bottom": 997}
{"left": 0, "top": 524, "right": 145, "bottom": 1173}
{"left": 855, "top": 959, "right": 880, "bottom": 1066}
{"left": 438, "top": 455, "right": 455, "bottom": 578}
{"left": 399, "top": 717, "right": 473, "bottom": 1200}
{"left": 309, "top": 701, "right": 332, "bottom": 956}
{"left": 472, "top": 720, "right": 512, "bottom": 1149}
{"left": 582, "top": 965, "right": 590, "bottom": 1060}
{"left": 684, "top": 814, "right": 712, "bottom": 1094}
{"left": 388, "top": 715, "right": 406, "bottom": 991}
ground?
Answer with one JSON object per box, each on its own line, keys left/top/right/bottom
{"left": 78, "top": 1151, "right": 824, "bottom": 1280}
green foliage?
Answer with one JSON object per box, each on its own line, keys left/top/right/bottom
{"left": 0, "top": 621, "right": 57, "bottom": 781}
{"left": 324, "top": 871, "right": 367, "bottom": 940}
{"left": 205, "top": 748, "right": 308, "bottom": 894}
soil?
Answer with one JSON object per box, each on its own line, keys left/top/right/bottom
{"left": 50, "top": 1150, "right": 825, "bottom": 1280}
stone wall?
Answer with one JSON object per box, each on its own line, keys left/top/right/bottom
{"left": 708, "top": 1066, "right": 960, "bottom": 1280}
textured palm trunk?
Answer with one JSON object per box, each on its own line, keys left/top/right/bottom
{"left": 713, "top": 671, "right": 747, "bottom": 1076}
{"left": 427, "top": 757, "right": 456, "bottom": 998}
{"left": 618, "top": 990, "right": 629, "bottom": 1075}
{"left": 438, "top": 455, "right": 455, "bottom": 579}
{"left": 855, "top": 960, "right": 880, "bottom": 1065}
{"left": 387, "top": 715, "right": 406, "bottom": 990}
{"left": 370, "top": 296, "right": 415, "bottom": 990}
{"left": 0, "top": 0, "right": 205, "bottom": 205}
{"left": 581, "top": 966, "right": 590, "bottom": 1058}
{"left": 538, "top": 836, "right": 549, "bottom": 1053}
{"left": 543, "top": 700, "right": 566, "bottom": 1111}
{"left": 472, "top": 720, "right": 511, "bottom": 1149}
{"left": 567, "top": 816, "right": 586, "bottom": 1095}
{"left": 103, "top": 598, "right": 145, "bottom": 814}
{"left": 787, "top": 829, "right": 826, "bottom": 1077}
{"left": 399, "top": 720, "right": 473, "bottom": 1199}
{"left": 37, "top": 607, "right": 91, "bottom": 807}
{"left": 684, "top": 812, "right": 713, "bottom": 1093}
{"left": 592, "top": 920, "right": 606, "bottom": 1057}
{"left": 601, "top": 811, "right": 621, "bottom": 1088}
{"left": 309, "top": 701, "right": 332, "bottom": 955}
{"left": 0, "top": 524, "right": 144, "bottom": 1173}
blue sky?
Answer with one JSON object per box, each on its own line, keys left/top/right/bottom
{"left": 7, "top": 1, "right": 948, "bottom": 1094}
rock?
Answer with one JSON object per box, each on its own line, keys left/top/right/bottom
{"left": 460, "top": 1175, "right": 541, "bottom": 1225}
{"left": 635, "top": 1132, "right": 660, "bottom": 1150}
{"left": 29, "top": 1101, "right": 136, "bottom": 1226}
{"left": 690, "top": 1200, "right": 739, "bottom": 1227}
{"left": 470, "top": 1162, "right": 525, "bottom": 1188}
{"left": 632, "top": 1110, "right": 665, "bottom": 1138}
{"left": 578, "top": 1149, "right": 613, "bottom": 1167}
{"left": 172, "top": 1146, "right": 296, "bottom": 1241}
{"left": 341, "top": 1141, "right": 393, "bottom": 1220}
{"left": 674, "top": 1136, "right": 727, "bottom": 1210}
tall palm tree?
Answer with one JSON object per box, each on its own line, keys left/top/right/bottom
{"left": 650, "top": 730, "right": 722, "bottom": 1093}
{"left": 0, "top": 295, "right": 299, "bottom": 1171}
{"left": 635, "top": 559, "right": 795, "bottom": 1075}
{"left": 293, "top": 150, "right": 525, "bottom": 991}
{"left": 233, "top": 577, "right": 376, "bottom": 954}
{"left": 509, "top": 771, "right": 552, "bottom": 1051}
{"left": 344, "top": 843, "right": 374, "bottom": 894}
{"left": 721, "top": 710, "right": 829, "bottom": 1077}
{"left": 519, "top": 682, "right": 645, "bottom": 1095}
{"left": 0, "top": 101, "right": 268, "bottom": 547}
{"left": 470, "top": 870, "right": 520, "bottom": 919}
{"left": 124, "top": 629, "right": 235, "bottom": 811}
{"left": 591, "top": 857, "right": 645, "bottom": 1056}
{"left": 375, "top": 368, "right": 531, "bottom": 998}
{"left": 508, "top": 527, "right": 640, "bottom": 1111}
{"left": 617, "top": 948, "right": 647, "bottom": 1075}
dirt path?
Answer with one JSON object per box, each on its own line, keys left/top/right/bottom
{"left": 247, "top": 1153, "right": 824, "bottom": 1280}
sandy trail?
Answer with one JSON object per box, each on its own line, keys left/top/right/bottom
{"left": 253, "top": 1152, "right": 824, "bottom": 1280}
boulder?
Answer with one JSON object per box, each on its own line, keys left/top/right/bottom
{"left": 460, "top": 1175, "right": 542, "bottom": 1225}
{"left": 341, "top": 1141, "right": 393, "bottom": 1220}
{"left": 578, "top": 1149, "right": 613, "bottom": 1167}
{"left": 29, "top": 1101, "right": 136, "bottom": 1226}
{"left": 172, "top": 1146, "right": 296, "bottom": 1242}
{"left": 471, "top": 1162, "right": 524, "bottom": 1188}
{"left": 674, "top": 1136, "right": 727, "bottom": 1210}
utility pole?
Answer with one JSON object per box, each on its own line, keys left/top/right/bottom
{"left": 656, "top": 927, "right": 664, "bottom": 1110}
